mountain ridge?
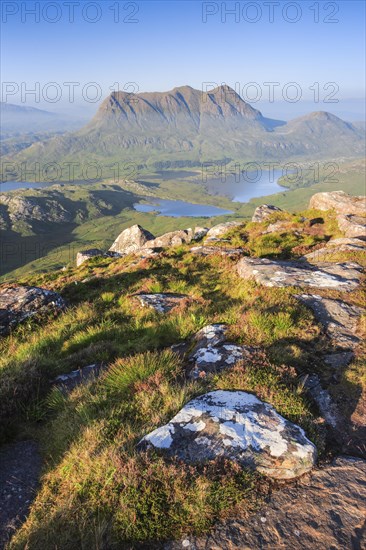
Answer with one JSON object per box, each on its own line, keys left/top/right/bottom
{"left": 2, "top": 85, "right": 365, "bottom": 178}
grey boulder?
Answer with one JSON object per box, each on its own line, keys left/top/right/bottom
{"left": 140, "top": 390, "right": 317, "bottom": 480}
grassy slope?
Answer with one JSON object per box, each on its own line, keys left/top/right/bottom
{"left": 1, "top": 162, "right": 365, "bottom": 282}
{"left": 1, "top": 208, "right": 365, "bottom": 548}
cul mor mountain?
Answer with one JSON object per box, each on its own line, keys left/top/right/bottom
{"left": 5, "top": 85, "right": 365, "bottom": 169}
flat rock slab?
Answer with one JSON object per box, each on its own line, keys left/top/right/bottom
{"left": 186, "top": 324, "right": 253, "bottom": 379}
{"left": 0, "top": 440, "right": 42, "bottom": 548}
{"left": 139, "top": 390, "right": 317, "bottom": 480}
{"left": 0, "top": 286, "right": 66, "bottom": 336}
{"left": 133, "top": 293, "right": 191, "bottom": 314}
{"left": 296, "top": 294, "right": 364, "bottom": 350}
{"left": 236, "top": 257, "right": 362, "bottom": 291}
{"left": 190, "top": 246, "right": 245, "bottom": 258}
{"left": 165, "top": 456, "right": 366, "bottom": 550}
{"left": 54, "top": 363, "right": 103, "bottom": 392}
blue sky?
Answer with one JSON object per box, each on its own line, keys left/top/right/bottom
{"left": 1, "top": 1, "right": 365, "bottom": 119}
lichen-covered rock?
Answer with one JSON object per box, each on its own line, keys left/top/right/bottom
{"left": 296, "top": 294, "right": 364, "bottom": 349}
{"left": 190, "top": 246, "right": 245, "bottom": 258}
{"left": 185, "top": 324, "right": 253, "bottom": 378}
{"left": 252, "top": 204, "right": 283, "bottom": 223}
{"left": 205, "top": 221, "right": 242, "bottom": 241}
{"left": 0, "top": 286, "right": 66, "bottom": 336}
{"left": 133, "top": 293, "right": 191, "bottom": 313}
{"left": 76, "top": 248, "right": 104, "bottom": 267}
{"left": 309, "top": 191, "right": 366, "bottom": 216}
{"left": 140, "top": 390, "right": 316, "bottom": 479}
{"left": 236, "top": 257, "right": 362, "bottom": 291}
{"left": 142, "top": 229, "right": 192, "bottom": 249}
{"left": 337, "top": 214, "right": 366, "bottom": 238}
{"left": 109, "top": 224, "right": 155, "bottom": 254}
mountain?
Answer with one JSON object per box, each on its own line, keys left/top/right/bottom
{"left": 2, "top": 86, "right": 364, "bottom": 177}
{"left": 0, "top": 102, "right": 85, "bottom": 136}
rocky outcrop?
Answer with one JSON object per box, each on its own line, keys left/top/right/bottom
{"left": 183, "top": 324, "right": 254, "bottom": 379}
{"left": 109, "top": 224, "right": 155, "bottom": 254}
{"left": 132, "top": 293, "right": 191, "bottom": 314}
{"left": 236, "top": 257, "right": 362, "bottom": 291}
{"left": 139, "top": 390, "right": 316, "bottom": 479}
{"left": 309, "top": 190, "right": 365, "bottom": 216}
{"left": 337, "top": 213, "right": 366, "bottom": 238}
{"left": 296, "top": 294, "right": 364, "bottom": 350}
{"left": 0, "top": 286, "right": 66, "bottom": 336}
{"left": 165, "top": 456, "right": 366, "bottom": 550}
{"left": 308, "top": 191, "right": 366, "bottom": 238}
{"left": 76, "top": 248, "right": 104, "bottom": 267}
{"left": 142, "top": 229, "right": 193, "bottom": 249}
{"left": 205, "top": 221, "right": 242, "bottom": 241}
{"left": 252, "top": 204, "right": 283, "bottom": 223}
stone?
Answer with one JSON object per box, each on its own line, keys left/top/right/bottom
{"left": 139, "top": 390, "right": 316, "bottom": 479}
{"left": 193, "top": 227, "right": 209, "bottom": 241}
{"left": 236, "top": 257, "right": 362, "bottom": 291}
{"left": 165, "top": 456, "right": 366, "bottom": 550}
{"left": 0, "top": 286, "right": 66, "bottom": 336}
{"left": 251, "top": 204, "right": 283, "bottom": 223}
{"left": 324, "top": 351, "right": 354, "bottom": 370}
{"left": 309, "top": 190, "right": 366, "bottom": 216}
{"left": 337, "top": 213, "right": 366, "bottom": 238}
{"left": 0, "top": 440, "right": 42, "bottom": 548}
{"left": 304, "top": 237, "right": 366, "bottom": 261}
{"left": 190, "top": 246, "right": 245, "bottom": 258}
{"left": 309, "top": 217, "right": 324, "bottom": 226}
{"left": 302, "top": 374, "right": 343, "bottom": 430}
{"left": 205, "top": 221, "right": 242, "bottom": 241}
{"left": 133, "top": 293, "right": 191, "bottom": 314}
{"left": 76, "top": 248, "right": 104, "bottom": 267}
{"left": 185, "top": 324, "right": 253, "bottom": 379}
{"left": 264, "top": 221, "right": 302, "bottom": 235}
{"left": 54, "top": 364, "right": 103, "bottom": 392}
{"left": 109, "top": 224, "right": 155, "bottom": 254}
{"left": 142, "top": 229, "right": 193, "bottom": 249}
{"left": 296, "top": 294, "right": 364, "bottom": 349}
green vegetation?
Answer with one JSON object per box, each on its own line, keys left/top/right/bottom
{"left": 1, "top": 206, "right": 364, "bottom": 547}
{"left": 1, "top": 159, "right": 365, "bottom": 281}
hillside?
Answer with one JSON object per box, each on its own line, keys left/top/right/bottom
{"left": 1, "top": 160, "right": 365, "bottom": 281}
{"left": 2, "top": 86, "right": 364, "bottom": 177}
{"left": 0, "top": 191, "right": 365, "bottom": 548}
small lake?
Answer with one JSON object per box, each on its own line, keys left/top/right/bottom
{"left": 134, "top": 199, "right": 233, "bottom": 218}
{"left": 204, "top": 170, "right": 287, "bottom": 202}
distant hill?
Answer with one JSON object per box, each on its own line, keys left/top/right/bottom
{"left": 2, "top": 86, "right": 365, "bottom": 178}
{"left": 0, "top": 102, "right": 85, "bottom": 136}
